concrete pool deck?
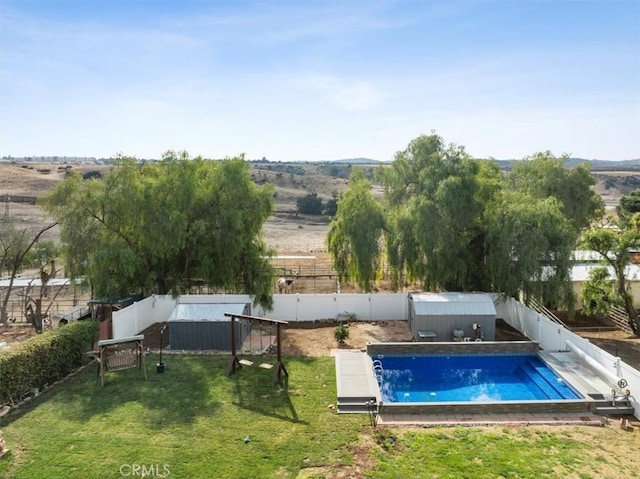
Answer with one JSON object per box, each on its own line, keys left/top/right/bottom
{"left": 537, "top": 350, "right": 613, "bottom": 397}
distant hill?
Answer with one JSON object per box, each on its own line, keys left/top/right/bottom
{"left": 331, "top": 158, "right": 382, "bottom": 165}
{"left": 5, "top": 155, "right": 639, "bottom": 170}
{"left": 493, "top": 158, "right": 640, "bottom": 171}
{"left": 332, "top": 157, "right": 640, "bottom": 170}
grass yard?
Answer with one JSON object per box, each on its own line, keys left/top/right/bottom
{"left": 0, "top": 355, "right": 366, "bottom": 478}
{"left": 0, "top": 355, "right": 639, "bottom": 479}
{"left": 368, "top": 426, "right": 640, "bottom": 479}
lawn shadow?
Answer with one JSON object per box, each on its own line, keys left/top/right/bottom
{"left": 30, "top": 354, "right": 224, "bottom": 429}
{"left": 230, "top": 364, "right": 308, "bottom": 425}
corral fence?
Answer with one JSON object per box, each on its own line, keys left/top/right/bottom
{"left": 608, "top": 305, "right": 635, "bottom": 335}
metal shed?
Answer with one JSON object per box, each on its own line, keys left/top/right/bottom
{"left": 168, "top": 303, "right": 250, "bottom": 351}
{"left": 408, "top": 293, "right": 496, "bottom": 342}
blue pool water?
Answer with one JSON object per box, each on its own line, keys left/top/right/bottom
{"left": 375, "top": 354, "right": 582, "bottom": 403}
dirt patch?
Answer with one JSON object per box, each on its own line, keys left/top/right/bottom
{"left": 138, "top": 321, "right": 169, "bottom": 350}
{"left": 307, "top": 431, "right": 378, "bottom": 479}
{"left": 0, "top": 325, "right": 37, "bottom": 349}
{"left": 283, "top": 320, "right": 415, "bottom": 357}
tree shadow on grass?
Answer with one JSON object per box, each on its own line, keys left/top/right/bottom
{"left": 230, "top": 363, "right": 308, "bottom": 425}
{"left": 6, "top": 355, "right": 225, "bottom": 429}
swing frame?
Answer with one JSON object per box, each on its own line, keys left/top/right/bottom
{"left": 226, "top": 313, "right": 289, "bottom": 386}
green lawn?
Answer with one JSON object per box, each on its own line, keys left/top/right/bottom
{"left": 367, "top": 427, "right": 640, "bottom": 479}
{"left": 0, "top": 355, "right": 365, "bottom": 479}
{"left": 0, "top": 355, "right": 638, "bottom": 479}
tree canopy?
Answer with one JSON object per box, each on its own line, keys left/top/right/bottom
{"left": 617, "top": 188, "right": 640, "bottom": 224}
{"left": 581, "top": 206, "right": 640, "bottom": 335}
{"left": 379, "top": 134, "right": 491, "bottom": 292}
{"left": 328, "top": 133, "right": 604, "bottom": 307}
{"left": 326, "top": 168, "right": 385, "bottom": 292}
{"left": 507, "top": 152, "right": 603, "bottom": 232}
{"left": 581, "top": 266, "right": 617, "bottom": 317}
{"left": 42, "top": 152, "right": 276, "bottom": 308}
{"left": 485, "top": 192, "right": 575, "bottom": 307}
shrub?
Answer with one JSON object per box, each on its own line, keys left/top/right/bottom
{"left": 297, "top": 193, "right": 324, "bottom": 215}
{"left": 0, "top": 320, "right": 99, "bottom": 405}
{"left": 323, "top": 198, "right": 338, "bottom": 216}
{"left": 82, "top": 170, "right": 102, "bottom": 180}
{"left": 334, "top": 323, "right": 349, "bottom": 344}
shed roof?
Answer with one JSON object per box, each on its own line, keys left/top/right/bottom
{"left": 169, "top": 303, "right": 248, "bottom": 322}
{"left": 410, "top": 292, "right": 496, "bottom": 317}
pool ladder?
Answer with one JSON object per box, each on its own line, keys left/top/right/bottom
{"left": 372, "top": 359, "right": 384, "bottom": 385}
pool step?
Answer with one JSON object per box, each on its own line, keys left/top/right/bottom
{"left": 519, "top": 362, "right": 566, "bottom": 399}
{"left": 590, "top": 395, "right": 636, "bottom": 416}
{"left": 594, "top": 405, "right": 636, "bottom": 416}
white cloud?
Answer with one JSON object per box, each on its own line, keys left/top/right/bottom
{"left": 303, "top": 74, "right": 382, "bottom": 112}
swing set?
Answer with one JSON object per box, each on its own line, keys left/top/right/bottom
{"left": 226, "top": 313, "right": 289, "bottom": 386}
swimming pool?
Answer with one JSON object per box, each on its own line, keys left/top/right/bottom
{"left": 361, "top": 342, "right": 593, "bottom": 416}
{"left": 376, "top": 354, "right": 582, "bottom": 403}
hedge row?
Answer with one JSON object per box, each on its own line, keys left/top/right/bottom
{"left": 0, "top": 320, "right": 99, "bottom": 406}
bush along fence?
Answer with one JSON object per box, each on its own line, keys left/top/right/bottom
{"left": 0, "top": 320, "right": 99, "bottom": 406}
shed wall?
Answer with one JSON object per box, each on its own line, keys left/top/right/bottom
{"left": 169, "top": 320, "right": 248, "bottom": 351}
{"left": 411, "top": 314, "right": 495, "bottom": 342}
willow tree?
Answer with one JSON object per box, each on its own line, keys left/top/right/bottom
{"left": 373, "top": 133, "right": 603, "bottom": 307}
{"left": 507, "top": 152, "right": 603, "bottom": 233}
{"left": 379, "top": 134, "right": 497, "bottom": 292}
{"left": 326, "top": 168, "right": 385, "bottom": 292}
{"left": 41, "top": 152, "right": 276, "bottom": 309}
{"left": 485, "top": 192, "right": 576, "bottom": 307}
{"left": 498, "top": 152, "right": 603, "bottom": 308}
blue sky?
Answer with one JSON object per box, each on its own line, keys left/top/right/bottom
{"left": 1, "top": 0, "right": 639, "bottom": 162}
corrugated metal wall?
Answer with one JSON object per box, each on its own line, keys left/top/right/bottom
{"left": 168, "top": 302, "right": 250, "bottom": 351}
{"left": 408, "top": 293, "right": 497, "bottom": 342}
{"left": 410, "top": 314, "right": 496, "bottom": 342}
{"left": 169, "top": 320, "right": 248, "bottom": 351}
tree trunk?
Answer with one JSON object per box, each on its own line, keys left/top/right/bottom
{"left": 622, "top": 293, "right": 640, "bottom": 336}
{"left": 617, "top": 270, "right": 640, "bottom": 336}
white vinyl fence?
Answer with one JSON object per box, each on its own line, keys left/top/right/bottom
{"left": 111, "top": 291, "right": 639, "bottom": 418}
{"left": 493, "top": 293, "right": 640, "bottom": 418}
{"left": 112, "top": 293, "right": 408, "bottom": 339}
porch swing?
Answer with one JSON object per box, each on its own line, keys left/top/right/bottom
{"left": 238, "top": 318, "right": 254, "bottom": 367}
{"left": 226, "top": 313, "right": 289, "bottom": 386}
{"left": 258, "top": 321, "right": 274, "bottom": 370}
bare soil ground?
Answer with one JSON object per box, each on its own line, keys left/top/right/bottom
{"left": 284, "top": 320, "right": 415, "bottom": 356}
